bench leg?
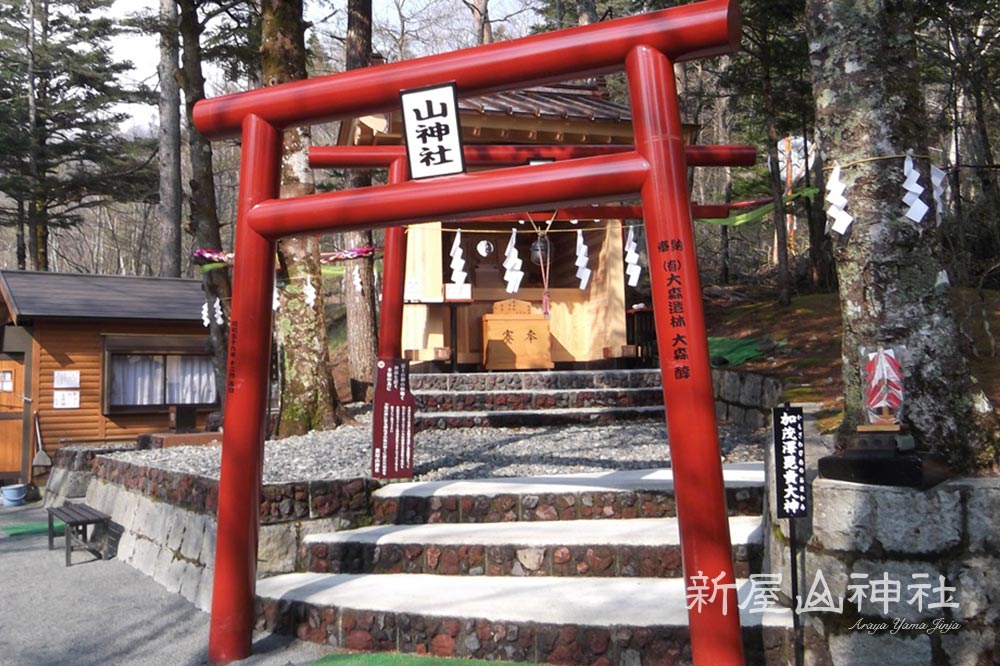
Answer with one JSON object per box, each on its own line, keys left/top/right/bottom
{"left": 99, "top": 521, "right": 109, "bottom": 560}
{"left": 48, "top": 514, "right": 55, "bottom": 551}
{"left": 65, "top": 525, "right": 73, "bottom": 567}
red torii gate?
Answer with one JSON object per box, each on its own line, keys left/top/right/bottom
{"left": 193, "top": 1, "right": 747, "bottom": 663}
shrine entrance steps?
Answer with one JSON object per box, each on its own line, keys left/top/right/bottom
{"left": 254, "top": 463, "right": 795, "bottom": 665}
{"left": 410, "top": 369, "right": 667, "bottom": 431}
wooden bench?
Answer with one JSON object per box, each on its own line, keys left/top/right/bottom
{"left": 47, "top": 502, "right": 111, "bottom": 566}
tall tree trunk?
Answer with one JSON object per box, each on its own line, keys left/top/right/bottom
{"left": 720, "top": 173, "right": 731, "bottom": 285}
{"left": 262, "top": 0, "right": 348, "bottom": 435}
{"left": 467, "top": 0, "right": 493, "bottom": 44}
{"left": 26, "top": 0, "right": 48, "bottom": 271}
{"left": 343, "top": 0, "right": 378, "bottom": 402}
{"left": 157, "top": 0, "right": 182, "bottom": 277}
{"left": 575, "top": 0, "right": 597, "bottom": 26}
{"left": 804, "top": 134, "right": 835, "bottom": 291}
{"left": 762, "top": 64, "right": 791, "bottom": 306}
{"left": 15, "top": 199, "right": 26, "bottom": 270}
{"left": 807, "top": 0, "right": 999, "bottom": 471}
{"left": 178, "top": 0, "right": 231, "bottom": 407}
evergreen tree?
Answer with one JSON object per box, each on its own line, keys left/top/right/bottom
{"left": 0, "top": 0, "right": 154, "bottom": 270}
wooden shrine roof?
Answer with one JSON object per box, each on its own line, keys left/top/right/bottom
{"left": 339, "top": 83, "right": 645, "bottom": 146}
{"left": 0, "top": 270, "right": 206, "bottom": 326}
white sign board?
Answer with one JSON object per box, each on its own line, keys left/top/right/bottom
{"left": 53, "top": 390, "right": 80, "bottom": 409}
{"left": 400, "top": 84, "right": 465, "bottom": 180}
{"left": 53, "top": 370, "right": 80, "bottom": 389}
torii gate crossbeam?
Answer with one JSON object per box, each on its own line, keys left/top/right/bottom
{"left": 193, "top": 2, "right": 747, "bottom": 664}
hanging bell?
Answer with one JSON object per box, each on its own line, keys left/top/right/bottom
{"left": 529, "top": 236, "right": 553, "bottom": 265}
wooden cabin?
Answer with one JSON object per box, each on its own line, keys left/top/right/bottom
{"left": 338, "top": 83, "right": 693, "bottom": 370}
{"left": 0, "top": 271, "right": 215, "bottom": 483}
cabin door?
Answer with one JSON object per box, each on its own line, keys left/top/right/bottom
{"left": 0, "top": 357, "right": 26, "bottom": 476}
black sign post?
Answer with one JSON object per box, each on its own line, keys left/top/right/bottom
{"left": 372, "top": 358, "right": 416, "bottom": 479}
{"left": 773, "top": 403, "right": 806, "bottom": 666}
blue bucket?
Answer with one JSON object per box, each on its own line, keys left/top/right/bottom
{"left": 1, "top": 483, "right": 28, "bottom": 507}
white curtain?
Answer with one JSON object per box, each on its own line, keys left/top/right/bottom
{"left": 165, "top": 355, "right": 217, "bottom": 404}
{"left": 110, "top": 354, "right": 216, "bottom": 406}
{"left": 110, "top": 355, "right": 164, "bottom": 406}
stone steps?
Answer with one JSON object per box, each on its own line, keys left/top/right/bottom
{"left": 301, "top": 515, "right": 763, "bottom": 578}
{"left": 414, "top": 387, "right": 666, "bottom": 412}
{"left": 408, "top": 368, "right": 783, "bottom": 430}
{"left": 409, "top": 369, "right": 663, "bottom": 392}
{"left": 411, "top": 370, "right": 665, "bottom": 432}
{"left": 254, "top": 573, "right": 793, "bottom": 664}
{"left": 371, "top": 464, "right": 766, "bottom": 524}
{"left": 414, "top": 405, "right": 666, "bottom": 431}
{"left": 258, "top": 463, "right": 788, "bottom": 664}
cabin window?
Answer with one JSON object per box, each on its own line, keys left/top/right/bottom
{"left": 102, "top": 335, "right": 217, "bottom": 414}
{"left": 0, "top": 370, "right": 12, "bottom": 392}
{"left": 108, "top": 354, "right": 216, "bottom": 407}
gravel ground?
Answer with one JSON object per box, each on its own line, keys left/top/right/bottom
{"left": 104, "top": 406, "right": 768, "bottom": 484}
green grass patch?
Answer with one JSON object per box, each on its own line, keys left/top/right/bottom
{"left": 782, "top": 386, "right": 825, "bottom": 403}
{"left": 707, "top": 336, "right": 783, "bottom": 367}
{"left": 814, "top": 408, "right": 845, "bottom": 434}
{"left": 2, "top": 521, "right": 62, "bottom": 537}
{"left": 313, "top": 654, "right": 546, "bottom": 666}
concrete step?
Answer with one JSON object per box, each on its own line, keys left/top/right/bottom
{"left": 413, "top": 387, "right": 665, "bottom": 413}
{"left": 301, "top": 515, "right": 763, "bottom": 579}
{"left": 409, "top": 369, "right": 663, "bottom": 393}
{"left": 372, "top": 463, "right": 765, "bottom": 524}
{"left": 255, "top": 572, "right": 793, "bottom": 664}
{"left": 414, "top": 405, "right": 666, "bottom": 431}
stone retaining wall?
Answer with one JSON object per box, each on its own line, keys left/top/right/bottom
{"left": 81, "top": 456, "right": 381, "bottom": 610}
{"left": 43, "top": 445, "right": 137, "bottom": 507}
{"left": 712, "top": 369, "right": 784, "bottom": 429}
{"left": 799, "top": 477, "right": 1000, "bottom": 665}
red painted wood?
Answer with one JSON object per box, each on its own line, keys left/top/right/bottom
{"left": 194, "top": 0, "right": 739, "bottom": 140}
{"left": 208, "top": 115, "right": 281, "bottom": 664}
{"left": 627, "top": 44, "right": 744, "bottom": 664}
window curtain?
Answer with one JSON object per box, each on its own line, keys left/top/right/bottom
{"left": 110, "top": 355, "right": 164, "bottom": 405}
{"left": 165, "top": 355, "right": 217, "bottom": 404}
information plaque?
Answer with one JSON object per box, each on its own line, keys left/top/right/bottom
{"left": 372, "top": 357, "right": 416, "bottom": 479}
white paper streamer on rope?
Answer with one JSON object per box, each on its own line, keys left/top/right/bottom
{"left": 213, "top": 298, "right": 225, "bottom": 326}
{"left": 575, "top": 230, "right": 591, "bottom": 290}
{"left": 624, "top": 226, "right": 642, "bottom": 287}
{"left": 352, "top": 265, "right": 362, "bottom": 293}
{"left": 273, "top": 286, "right": 280, "bottom": 312}
{"left": 201, "top": 302, "right": 210, "bottom": 327}
{"left": 502, "top": 228, "right": 524, "bottom": 293}
{"left": 902, "top": 152, "right": 929, "bottom": 223}
{"left": 303, "top": 275, "right": 317, "bottom": 308}
{"left": 825, "top": 162, "right": 854, "bottom": 235}
{"left": 930, "top": 164, "right": 947, "bottom": 226}
{"left": 449, "top": 228, "right": 467, "bottom": 284}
